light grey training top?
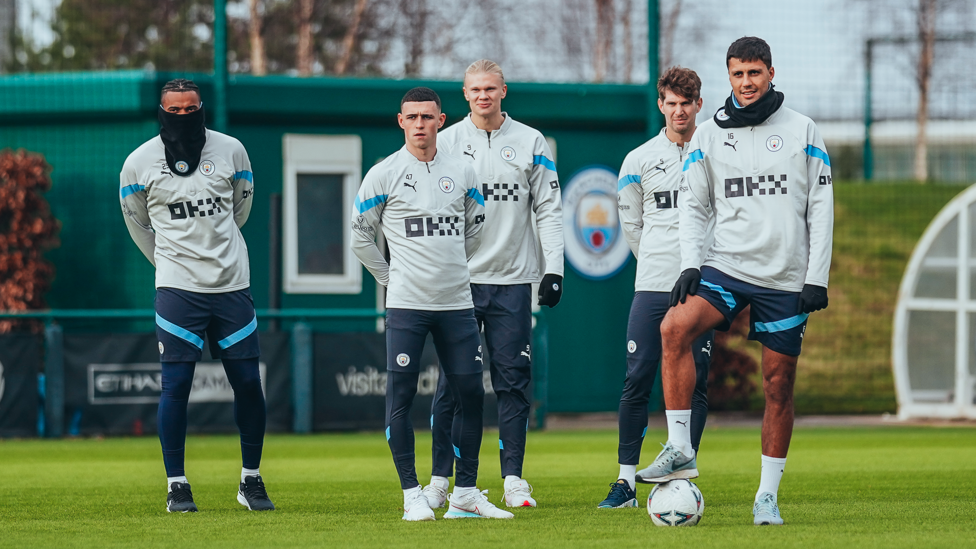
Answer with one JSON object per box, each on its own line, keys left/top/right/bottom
{"left": 618, "top": 128, "right": 713, "bottom": 292}
{"left": 679, "top": 105, "right": 834, "bottom": 292}
{"left": 119, "top": 130, "right": 254, "bottom": 293}
{"left": 439, "top": 113, "right": 564, "bottom": 284}
{"left": 350, "top": 146, "right": 485, "bottom": 311}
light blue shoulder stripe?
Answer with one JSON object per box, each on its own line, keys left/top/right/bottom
{"left": 754, "top": 313, "right": 809, "bottom": 333}
{"left": 466, "top": 187, "right": 485, "bottom": 206}
{"left": 355, "top": 194, "right": 388, "bottom": 214}
{"left": 120, "top": 184, "right": 145, "bottom": 199}
{"left": 233, "top": 170, "right": 254, "bottom": 182}
{"left": 682, "top": 149, "right": 704, "bottom": 172}
{"left": 533, "top": 154, "right": 557, "bottom": 172}
{"left": 804, "top": 145, "right": 831, "bottom": 167}
{"left": 617, "top": 174, "right": 641, "bottom": 192}
{"left": 155, "top": 313, "right": 204, "bottom": 349}
{"left": 218, "top": 315, "right": 258, "bottom": 349}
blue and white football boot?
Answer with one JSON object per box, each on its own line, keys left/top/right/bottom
{"left": 753, "top": 492, "right": 784, "bottom": 525}
{"left": 635, "top": 442, "right": 698, "bottom": 484}
{"left": 597, "top": 480, "right": 638, "bottom": 509}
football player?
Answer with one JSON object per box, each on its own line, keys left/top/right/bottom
{"left": 119, "top": 79, "right": 273, "bottom": 513}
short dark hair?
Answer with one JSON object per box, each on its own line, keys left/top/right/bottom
{"left": 400, "top": 87, "right": 441, "bottom": 110}
{"left": 160, "top": 78, "right": 201, "bottom": 102}
{"left": 657, "top": 66, "right": 701, "bottom": 101}
{"left": 726, "top": 37, "right": 772, "bottom": 69}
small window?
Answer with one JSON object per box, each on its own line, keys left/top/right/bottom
{"left": 283, "top": 134, "right": 362, "bottom": 294}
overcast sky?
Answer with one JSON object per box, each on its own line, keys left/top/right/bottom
{"left": 14, "top": 0, "right": 976, "bottom": 123}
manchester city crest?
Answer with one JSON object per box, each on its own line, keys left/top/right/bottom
{"left": 175, "top": 160, "right": 189, "bottom": 173}
{"left": 439, "top": 177, "right": 455, "bottom": 193}
{"left": 562, "top": 166, "right": 631, "bottom": 280}
{"left": 501, "top": 146, "right": 517, "bottom": 161}
{"left": 716, "top": 109, "right": 730, "bottom": 121}
{"left": 200, "top": 160, "right": 215, "bottom": 176}
{"left": 766, "top": 135, "right": 784, "bottom": 152}
{"left": 396, "top": 353, "right": 411, "bottom": 367}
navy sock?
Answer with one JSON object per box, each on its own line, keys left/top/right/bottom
{"left": 222, "top": 357, "right": 266, "bottom": 470}
{"left": 158, "top": 361, "right": 195, "bottom": 477}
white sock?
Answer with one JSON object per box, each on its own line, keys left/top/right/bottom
{"left": 618, "top": 465, "right": 636, "bottom": 490}
{"left": 665, "top": 409, "right": 693, "bottom": 456}
{"left": 167, "top": 476, "right": 188, "bottom": 491}
{"left": 241, "top": 467, "right": 259, "bottom": 482}
{"left": 403, "top": 485, "right": 422, "bottom": 504}
{"left": 757, "top": 455, "right": 787, "bottom": 501}
{"left": 452, "top": 485, "right": 478, "bottom": 498}
{"left": 429, "top": 475, "right": 449, "bottom": 490}
{"left": 504, "top": 475, "right": 520, "bottom": 490}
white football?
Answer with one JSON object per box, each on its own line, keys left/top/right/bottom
{"left": 647, "top": 479, "right": 704, "bottom": 527}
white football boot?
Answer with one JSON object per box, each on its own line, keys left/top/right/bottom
{"left": 444, "top": 488, "right": 514, "bottom": 519}
{"left": 402, "top": 487, "right": 436, "bottom": 521}
{"left": 422, "top": 477, "right": 449, "bottom": 509}
{"left": 502, "top": 478, "right": 537, "bottom": 508}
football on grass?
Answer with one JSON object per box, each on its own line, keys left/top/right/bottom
{"left": 647, "top": 479, "right": 704, "bottom": 526}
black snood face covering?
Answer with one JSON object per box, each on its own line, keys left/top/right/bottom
{"left": 158, "top": 105, "right": 207, "bottom": 176}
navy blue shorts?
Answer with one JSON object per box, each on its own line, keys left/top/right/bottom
{"left": 154, "top": 287, "right": 260, "bottom": 362}
{"left": 696, "top": 267, "right": 808, "bottom": 357}
{"left": 385, "top": 308, "right": 482, "bottom": 375}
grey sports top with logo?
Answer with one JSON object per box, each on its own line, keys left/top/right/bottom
{"left": 350, "top": 146, "right": 485, "bottom": 311}
{"left": 119, "top": 130, "right": 254, "bottom": 293}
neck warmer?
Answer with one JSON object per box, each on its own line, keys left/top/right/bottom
{"left": 713, "top": 84, "right": 784, "bottom": 129}
{"left": 158, "top": 105, "right": 207, "bottom": 176}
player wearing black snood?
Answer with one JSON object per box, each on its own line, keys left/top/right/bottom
{"left": 120, "top": 79, "right": 272, "bottom": 514}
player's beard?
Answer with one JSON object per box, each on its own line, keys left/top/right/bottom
{"left": 158, "top": 105, "right": 207, "bottom": 177}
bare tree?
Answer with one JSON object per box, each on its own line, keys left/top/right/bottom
{"left": 249, "top": 0, "right": 267, "bottom": 75}
{"left": 296, "top": 0, "right": 314, "bottom": 76}
{"left": 913, "top": 0, "right": 936, "bottom": 182}
{"left": 593, "top": 0, "right": 614, "bottom": 82}
{"left": 659, "top": 0, "right": 682, "bottom": 70}
{"left": 620, "top": 0, "right": 633, "bottom": 82}
{"left": 400, "top": 0, "right": 428, "bottom": 76}
{"left": 335, "top": 0, "right": 368, "bottom": 74}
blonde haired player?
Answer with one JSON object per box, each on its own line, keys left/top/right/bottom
{"left": 424, "top": 60, "right": 564, "bottom": 509}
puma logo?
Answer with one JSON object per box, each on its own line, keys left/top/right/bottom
{"left": 521, "top": 351, "right": 531, "bottom": 358}
{"left": 724, "top": 141, "right": 738, "bottom": 151}
{"left": 403, "top": 181, "right": 417, "bottom": 192}
{"left": 674, "top": 420, "right": 688, "bottom": 427}
{"left": 701, "top": 341, "right": 712, "bottom": 357}
{"left": 463, "top": 150, "right": 476, "bottom": 160}
{"left": 475, "top": 355, "right": 483, "bottom": 363}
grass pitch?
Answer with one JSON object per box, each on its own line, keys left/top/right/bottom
{"left": 2, "top": 426, "right": 976, "bottom": 548}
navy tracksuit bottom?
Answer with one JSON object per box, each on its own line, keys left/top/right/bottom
{"left": 430, "top": 283, "right": 533, "bottom": 479}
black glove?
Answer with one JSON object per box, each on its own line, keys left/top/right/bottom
{"left": 669, "top": 268, "right": 701, "bottom": 307}
{"left": 538, "top": 274, "right": 563, "bottom": 308}
{"left": 798, "top": 284, "right": 828, "bottom": 314}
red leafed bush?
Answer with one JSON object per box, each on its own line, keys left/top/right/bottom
{"left": 707, "top": 306, "right": 759, "bottom": 410}
{"left": 0, "top": 149, "right": 61, "bottom": 333}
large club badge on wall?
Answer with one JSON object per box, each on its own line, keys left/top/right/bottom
{"left": 562, "top": 166, "right": 631, "bottom": 280}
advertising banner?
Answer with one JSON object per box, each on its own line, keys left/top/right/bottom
{"left": 313, "top": 332, "right": 499, "bottom": 431}
{"left": 63, "top": 332, "right": 290, "bottom": 436}
{"left": 0, "top": 334, "right": 41, "bottom": 437}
